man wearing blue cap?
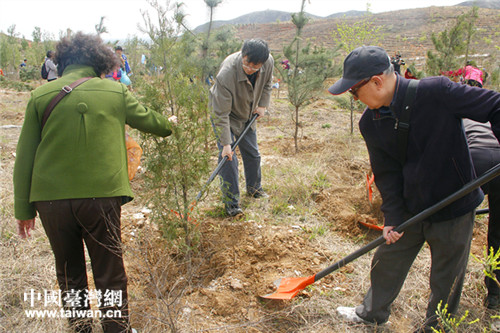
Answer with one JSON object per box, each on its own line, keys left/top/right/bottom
{"left": 329, "top": 46, "right": 500, "bottom": 332}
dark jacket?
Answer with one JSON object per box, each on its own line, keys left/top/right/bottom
{"left": 359, "top": 76, "right": 500, "bottom": 227}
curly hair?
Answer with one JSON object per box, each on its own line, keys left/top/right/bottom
{"left": 55, "top": 32, "right": 121, "bottom": 77}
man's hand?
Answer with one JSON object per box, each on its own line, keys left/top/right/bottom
{"left": 383, "top": 226, "right": 404, "bottom": 244}
{"left": 222, "top": 144, "right": 233, "bottom": 161}
{"left": 17, "top": 218, "right": 35, "bottom": 239}
{"left": 254, "top": 107, "right": 266, "bottom": 119}
{"left": 168, "top": 115, "right": 178, "bottom": 125}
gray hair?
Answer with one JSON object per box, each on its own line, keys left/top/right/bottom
{"left": 383, "top": 64, "right": 395, "bottom": 76}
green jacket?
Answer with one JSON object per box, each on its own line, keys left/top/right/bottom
{"left": 14, "top": 65, "right": 173, "bottom": 220}
{"left": 209, "top": 52, "right": 274, "bottom": 145}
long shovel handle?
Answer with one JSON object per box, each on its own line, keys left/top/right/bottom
{"left": 476, "top": 208, "right": 489, "bottom": 215}
{"left": 194, "top": 113, "right": 259, "bottom": 202}
{"left": 314, "top": 162, "right": 500, "bottom": 282}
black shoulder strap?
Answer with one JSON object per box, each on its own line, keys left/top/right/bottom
{"left": 396, "top": 79, "right": 419, "bottom": 164}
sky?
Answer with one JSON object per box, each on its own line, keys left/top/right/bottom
{"left": 0, "top": 0, "right": 462, "bottom": 41}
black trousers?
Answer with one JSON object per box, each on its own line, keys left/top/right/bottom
{"left": 355, "top": 211, "right": 475, "bottom": 331}
{"left": 470, "top": 146, "right": 500, "bottom": 296}
{"left": 35, "top": 197, "right": 130, "bottom": 333}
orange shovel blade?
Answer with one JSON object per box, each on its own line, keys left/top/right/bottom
{"left": 358, "top": 220, "right": 384, "bottom": 231}
{"left": 260, "top": 275, "right": 316, "bottom": 300}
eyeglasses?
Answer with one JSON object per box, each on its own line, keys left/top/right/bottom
{"left": 242, "top": 60, "right": 262, "bottom": 72}
{"left": 349, "top": 78, "right": 371, "bottom": 98}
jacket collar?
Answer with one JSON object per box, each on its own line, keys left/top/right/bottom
{"left": 389, "top": 74, "right": 411, "bottom": 115}
{"left": 62, "top": 64, "right": 97, "bottom": 78}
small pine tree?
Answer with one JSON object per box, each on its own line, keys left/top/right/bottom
{"left": 431, "top": 301, "right": 478, "bottom": 333}
{"left": 6, "top": 25, "right": 20, "bottom": 75}
{"left": 202, "top": 0, "right": 224, "bottom": 61}
{"left": 137, "top": 0, "right": 212, "bottom": 250}
{"left": 277, "top": 0, "right": 335, "bottom": 153}
{"left": 426, "top": 7, "right": 478, "bottom": 76}
{"left": 333, "top": 10, "right": 383, "bottom": 134}
{"left": 201, "top": 26, "right": 242, "bottom": 86}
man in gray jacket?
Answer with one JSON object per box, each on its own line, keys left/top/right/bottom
{"left": 210, "top": 39, "right": 274, "bottom": 216}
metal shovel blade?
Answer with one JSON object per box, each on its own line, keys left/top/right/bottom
{"left": 260, "top": 275, "right": 316, "bottom": 300}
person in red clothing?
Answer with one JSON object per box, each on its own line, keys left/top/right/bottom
{"left": 464, "top": 63, "right": 484, "bottom": 87}
{"left": 441, "top": 61, "right": 484, "bottom": 87}
{"left": 404, "top": 67, "right": 417, "bottom": 80}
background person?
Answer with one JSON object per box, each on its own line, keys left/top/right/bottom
{"left": 45, "top": 50, "right": 58, "bottom": 81}
{"left": 14, "top": 32, "right": 177, "bottom": 333}
{"left": 115, "top": 46, "right": 131, "bottom": 74}
{"left": 464, "top": 120, "right": 500, "bottom": 309}
{"left": 404, "top": 66, "right": 417, "bottom": 80}
{"left": 210, "top": 39, "right": 274, "bottom": 217}
{"left": 441, "top": 61, "right": 484, "bottom": 88}
{"left": 390, "top": 51, "right": 405, "bottom": 74}
{"left": 462, "top": 82, "right": 500, "bottom": 307}
{"left": 329, "top": 45, "right": 500, "bottom": 332}
{"left": 464, "top": 61, "right": 484, "bottom": 88}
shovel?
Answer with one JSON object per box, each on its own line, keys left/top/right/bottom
{"left": 195, "top": 112, "right": 259, "bottom": 203}
{"left": 261, "top": 162, "right": 500, "bottom": 300}
{"left": 359, "top": 207, "right": 490, "bottom": 231}
{"left": 171, "top": 113, "right": 259, "bottom": 220}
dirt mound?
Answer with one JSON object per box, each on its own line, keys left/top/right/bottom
{"left": 316, "top": 185, "right": 383, "bottom": 236}
{"left": 193, "top": 219, "right": 324, "bottom": 308}
{"left": 123, "top": 187, "right": 386, "bottom": 332}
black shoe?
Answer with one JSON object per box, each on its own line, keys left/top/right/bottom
{"left": 249, "top": 190, "right": 269, "bottom": 198}
{"left": 225, "top": 205, "right": 243, "bottom": 217}
{"left": 485, "top": 294, "right": 500, "bottom": 310}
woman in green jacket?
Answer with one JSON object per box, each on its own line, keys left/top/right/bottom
{"left": 13, "top": 32, "right": 176, "bottom": 333}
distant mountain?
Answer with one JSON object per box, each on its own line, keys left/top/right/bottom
{"left": 457, "top": 0, "right": 500, "bottom": 9}
{"left": 193, "top": 9, "right": 364, "bottom": 34}
{"left": 326, "top": 10, "right": 367, "bottom": 19}
{"left": 193, "top": 0, "right": 500, "bottom": 34}
{"left": 230, "top": 5, "right": 499, "bottom": 72}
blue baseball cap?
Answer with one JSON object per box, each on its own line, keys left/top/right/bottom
{"left": 328, "top": 46, "right": 391, "bottom": 95}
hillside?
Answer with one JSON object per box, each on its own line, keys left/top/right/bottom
{"left": 459, "top": 0, "right": 500, "bottom": 9}
{"left": 215, "top": 5, "right": 500, "bottom": 70}
{"left": 193, "top": 9, "right": 365, "bottom": 33}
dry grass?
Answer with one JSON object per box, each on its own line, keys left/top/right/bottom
{"left": 0, "top": 88, "right": 497, "bottom": 333}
